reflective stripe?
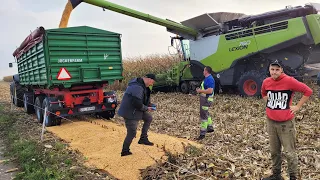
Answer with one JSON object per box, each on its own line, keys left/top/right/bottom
{"left": 208, "top": 116, "right": 212, "bottom": 125}
{"left": 200, "top": 80, "right": 214, "bottom": 96}
{"left": 201, "top": 120, "right": 208, "bottom": 129}
{"left": 200, "top": 81, "right": 206, "bottom": 96}
{"left": 208, "top": 97, "right": 213, "bottom": 102}
{"left": 202, "top": 106, "right": 209, "bottom": 110}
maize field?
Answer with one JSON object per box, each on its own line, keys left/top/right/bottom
{"left": 2, "top": 76, "right": 13, "bottom": 82}
{"left": 1, "top": 53, "right": 320, "bottom": 179}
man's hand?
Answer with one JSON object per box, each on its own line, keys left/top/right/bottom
{"left": 196, "top": 88, "right": 201, "bottom": 93}
{"left": 263, "top": 96, "right": 268, "bottom": 102}
{"left": 289, "top": 95, "right": 310, "bottom": 114}
{"left": 290, "top": 106, "right": 300, "bottom": 114}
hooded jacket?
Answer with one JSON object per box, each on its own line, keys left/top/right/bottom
{"left": 117, "top": 78, "right": 152, "bottom": 120}
{"left": 261, "top": 73, "right": 313, "bottom": 121}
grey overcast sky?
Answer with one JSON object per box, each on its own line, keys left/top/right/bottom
{"left": 0, "top": 0, "right": 314, "bottom": 79}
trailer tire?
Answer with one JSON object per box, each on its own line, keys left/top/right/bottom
{"left": 56, "top": 118, "right": 62, "bottom": 126}
{"left": 180, "top": 81, "right": 189, "bottom": 94}
{"left": 97, "top": 110, "right": 115, "bottom": 120}
{"left": 238, "top": 71, "right": 265, "bottom": 97}
{"left": 23, "top": 92, "right": 34, "bottom": 114}
{"left": 12, "top": 83, "right": 24, "bottom": 107}
{"left": 34, "top": 96, "right": 45, "bottom": 123}
{"left": 42, "top": 97, "right": 56, "bottom": 127}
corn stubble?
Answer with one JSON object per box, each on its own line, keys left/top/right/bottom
{"left": 113, "top": 80, "right": 319, "bottom": 179}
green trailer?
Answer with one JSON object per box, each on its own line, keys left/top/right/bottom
{"left": 9, "top": 26, "right": 123, "bottom": 126}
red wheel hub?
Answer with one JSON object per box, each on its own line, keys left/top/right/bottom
{"left": 243, "top": 79, "right": 257, "bottom": 96}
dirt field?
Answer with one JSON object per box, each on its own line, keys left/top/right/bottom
{"left": 0, "top": 81, "right": 319, "bottom": 179}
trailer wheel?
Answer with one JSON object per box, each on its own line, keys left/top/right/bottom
{"left": 238, "top": 71, "right": 266, "bottom": 97}
{"left": 42, "top": 97, "right": 56, "bottom": 127}
{"left": 23, "top": 92, "right": 34, "bottom": 114}
{"left": 97, "top": 110, "right": 115, "bottom": 120}
{"left": 56, "top": 118, "right": 62, "bottom": 126}
{"left": 180, "top": 81, "right": 190, "bottom": 94}
{"left": 11, "top": 83, "right": 24, "bottom": 107}
{"left": 34, "top": 96, "right": 45, "bottom": 123}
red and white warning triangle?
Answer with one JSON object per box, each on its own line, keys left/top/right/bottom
{"left": 57, "top": 68, "right": 71, "bottom": 80}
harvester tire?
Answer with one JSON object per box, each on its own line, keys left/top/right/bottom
{"left": 180, "top": 81, "right": 190, "bottom": 94}
{"left": 238, "top": 71, "right": 265, "bottom": 97}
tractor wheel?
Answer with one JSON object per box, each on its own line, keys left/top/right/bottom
{"left": 180, "top": 81, "right": 190, "bottom": 94}
{"left": 238, "top": 71, "right": 266, "bottom": 97}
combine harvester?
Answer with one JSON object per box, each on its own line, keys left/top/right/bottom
{"left": 9, "top": 26, "right": 123, "bottom": 126}
{"left": 64, "top": 0, "right": 320, "bottom": 97}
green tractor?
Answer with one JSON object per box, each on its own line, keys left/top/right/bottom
{"left": 67, "top": 0, "right": 320, "bottom": 96}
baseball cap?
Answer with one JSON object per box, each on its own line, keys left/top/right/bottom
{"left": 270, "top": 60, "right": 283, "bottom": 67}
{"left": 145, "top": 73, "right": 157, "bottom": 81}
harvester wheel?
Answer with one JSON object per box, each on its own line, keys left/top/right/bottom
{"left": 238, "top": 71, "right": 266, "bottom": 97}
{"left": 180, "top": 81, "right": 190, "bottom": 94}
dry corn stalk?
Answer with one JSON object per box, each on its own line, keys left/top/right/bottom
{"left": 2, "top": 75, "right": 13, "bottom": 82}
{"left": 109, "top": 54, "right": 181, "bottom": 90}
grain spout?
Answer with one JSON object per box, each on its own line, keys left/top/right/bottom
{"left": 59, "top": 0, "right": 74, "bottom": 28}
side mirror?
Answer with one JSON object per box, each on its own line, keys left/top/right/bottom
{"left": 9, "top": 63, "right": 13, "bottom": 68}
{"left": 168, "top": 46, "right": 178, "bottom": 55}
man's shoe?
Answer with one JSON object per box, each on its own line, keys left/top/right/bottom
{"left": 262, "top": 173, "right": 283, "bottom": 180}
{"left": 207, "top": 126, "right": 214, "bottom": 133}
{"left": 196, "top": 135, "right": 205, "bottom": 140}
{"left": 138, "top": 138, "right": 154, "bottom": 146}
{"left": 121, "top": 151, "right": 132, "bottom": 156}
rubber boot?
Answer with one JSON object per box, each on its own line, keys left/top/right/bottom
{"left": 207, "top": 126, "right": 214, "bottom": 133}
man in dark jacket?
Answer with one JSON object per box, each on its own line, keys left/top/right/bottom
{"left": 118, "top": 74, "right": 157, "bottom": 156}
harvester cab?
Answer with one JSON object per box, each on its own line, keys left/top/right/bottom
{"left": 64, "top": 0, "right": 320, "bottom": 97}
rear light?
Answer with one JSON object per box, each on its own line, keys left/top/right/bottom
{"left": 56, "top": 111, "right": 61, "bottom": 116}
{"left": 111, "top": 104, "right": 116, "bottom": 108}
{"left": 68, "top": 109, "right": 73, "bottom": 114}
{"left": 102, "top": 105, "right": 106, "bottom": 110}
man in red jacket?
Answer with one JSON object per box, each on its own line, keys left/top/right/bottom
{"left": 261, "top": 60, "right": 313, "bottom": 180}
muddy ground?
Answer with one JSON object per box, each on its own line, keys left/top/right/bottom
{"left": 0, "top": 81, "right": 319, "bottom": 179}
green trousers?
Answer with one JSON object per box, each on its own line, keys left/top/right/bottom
{"left": 266, "top": 118, "right": 298, "bottom": 176}
{"left": 200, "top": 96, "right": 213, "bottom": 135}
